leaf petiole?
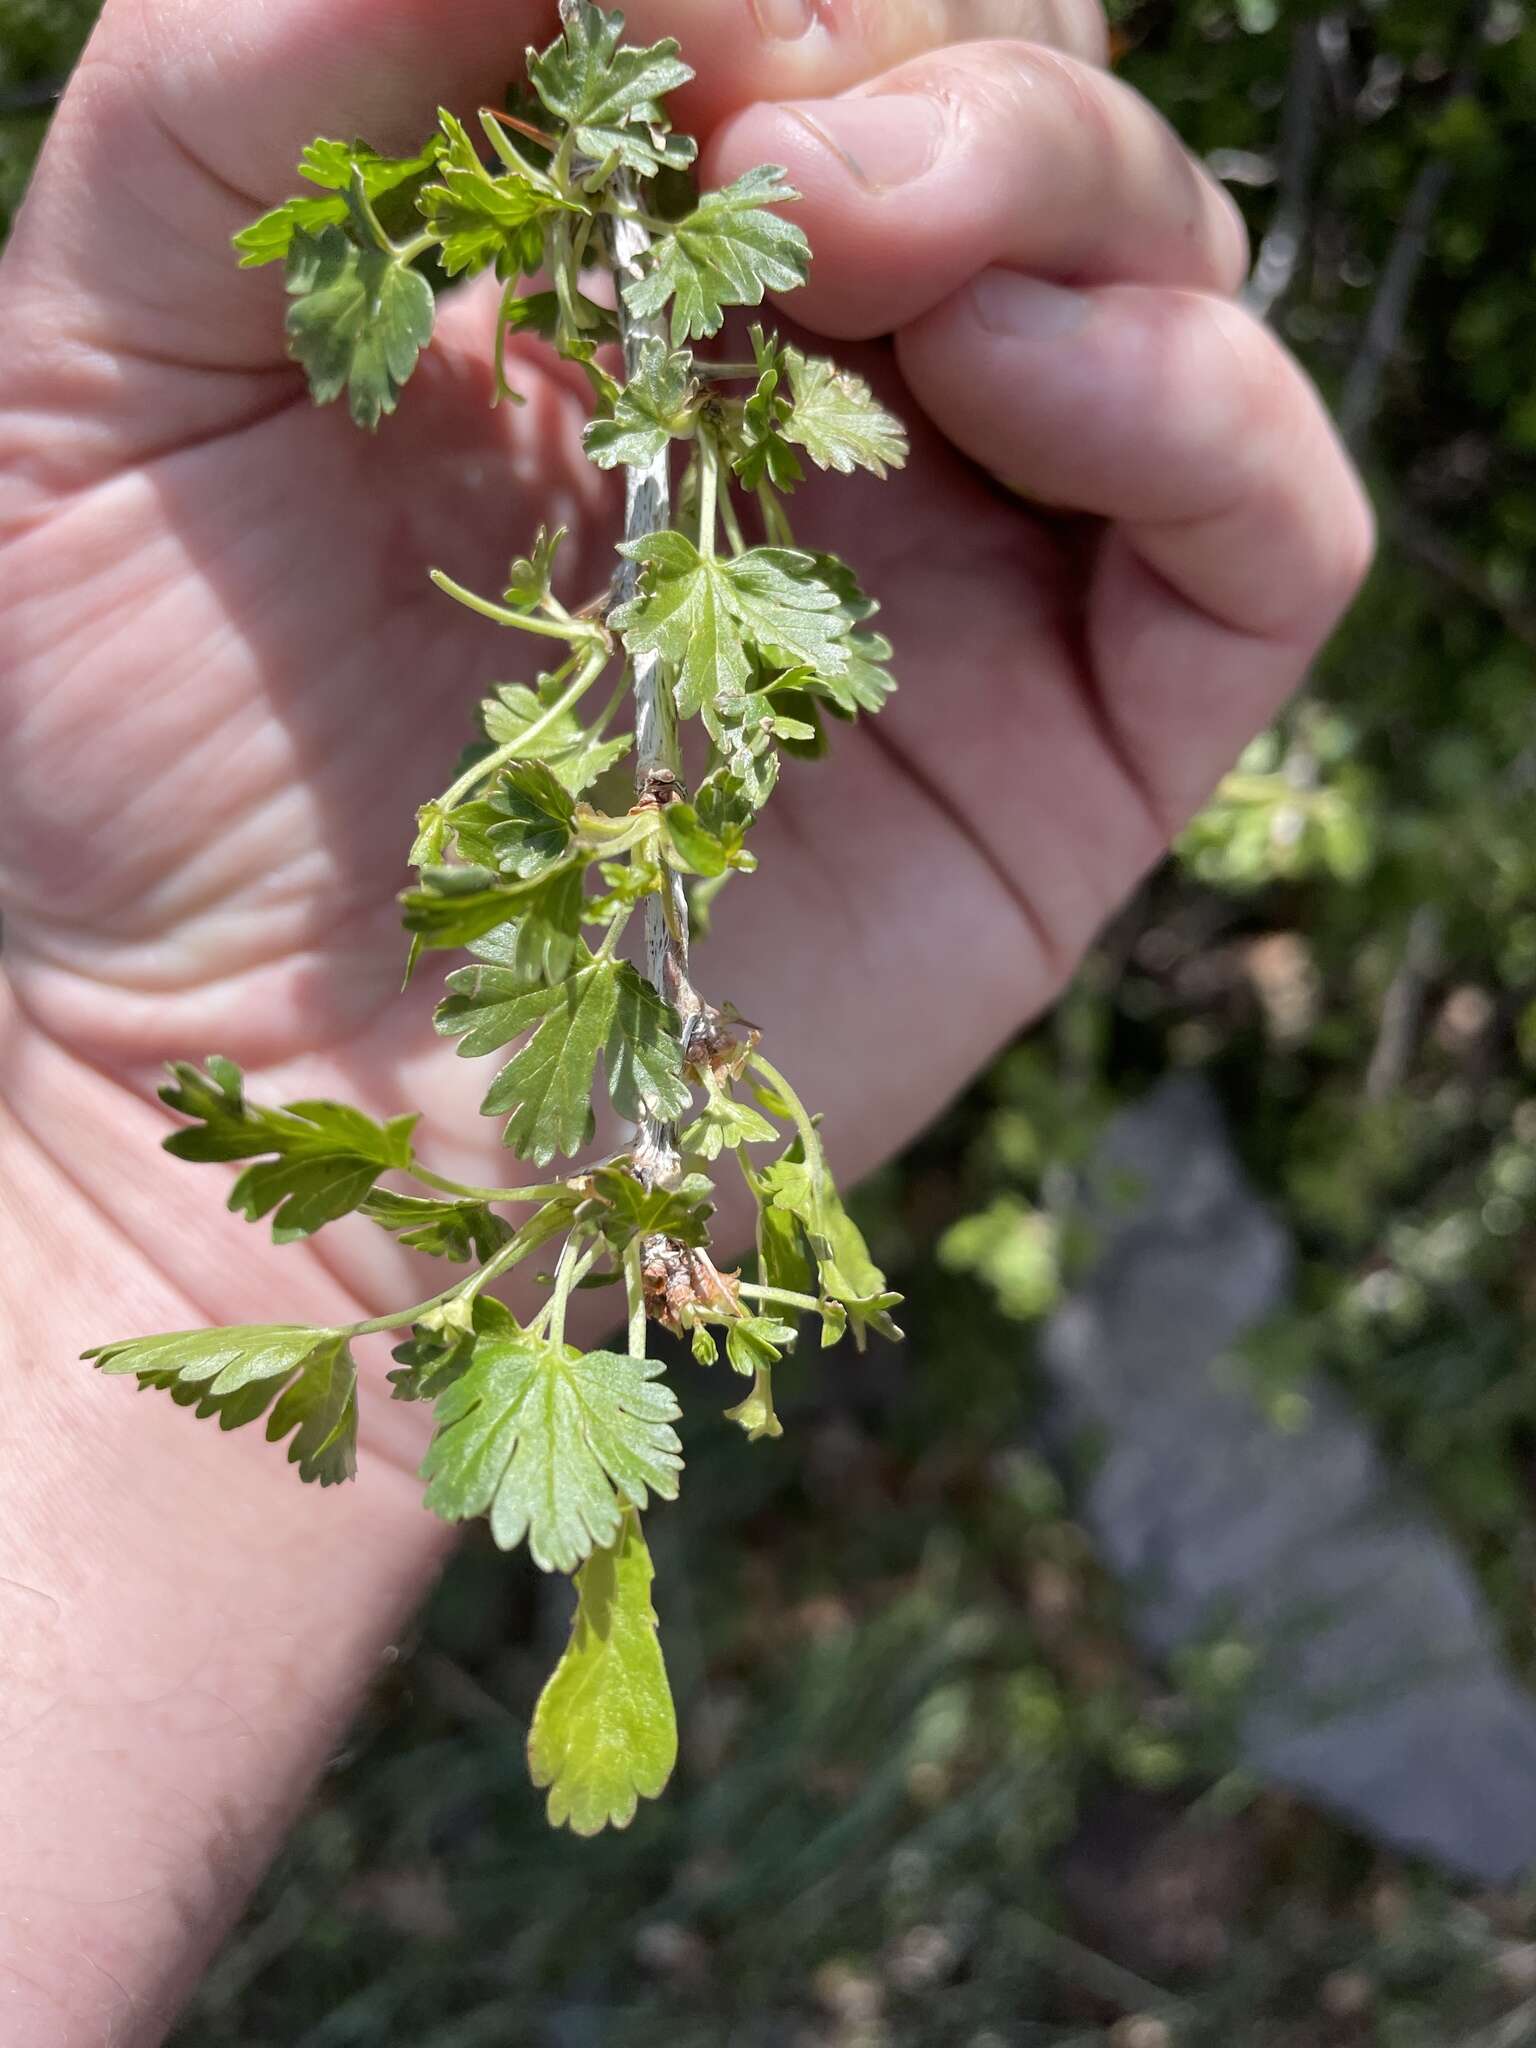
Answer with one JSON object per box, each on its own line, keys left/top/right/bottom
{"left": 409, "top": 1164, "right": 576, "bottom": 1205}
{"left": 429, "top": 568, "right": 610, "bottom": 648}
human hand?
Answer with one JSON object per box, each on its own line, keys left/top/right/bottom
{"left": 0, "top": 2, "right": 1371, "bottom": 2038}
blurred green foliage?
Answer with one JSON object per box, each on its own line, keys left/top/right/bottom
{"left": 7, "top": 0, "right": 1536, "bottom": 2040}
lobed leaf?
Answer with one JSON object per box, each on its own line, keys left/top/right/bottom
{"left": 158, "top": 1058, "right": 417, "bottom": 1243}
{"left": 86, "top": 1324, "right": 358, "bottom": 1484}
{"left": 681, "top": 1089, "right": 778, "bottom": 1161}
{"left": 360, "top": 1189, "right": 513, "bottom": 1263}
{"left": 527, "top": 1511, "right": 677, "bottom": 1834}
{"left": 284, "top": 223, "right": 435, "bottom": 429}
{"left": 528, "top": 1, "right": 696, "bottom": 178}
{"left": 416, "top": 109, "right": 571, "bottom": 280}
{"left": 582, "top": 337, "right": 697, "bottom": 470}
{"left": 451, "top": 761, "right": 577, "bottom": 879}
{"left": 613, "top": 533, "right": 847, "bottom": 720}
{"left": 436, "top": 954, "right": 689, "bottom": 1163}
{"left": 623, "top": 166, "right": 810, "bottom": 344}
{"left": 420, "top": 1301, "right": 683, "bottom": 1570}
{"left": 479, "top": 681, "right": 632, "bottom": 797}
{"left": 234, "top": 135, "right": 444, "bottom": 266}
{"left": 781, "top": 346, "right": 909, "bottom": 479}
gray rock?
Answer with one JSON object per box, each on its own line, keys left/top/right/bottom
{"left": 1039, "top": 1073, "right": 1536, "bottom": 1885}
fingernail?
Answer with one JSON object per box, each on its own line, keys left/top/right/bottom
{"left": 970, "top": 271, "right": 1091, "bottom": 341}
{"left": 784, "top": 94, "right": 944, "bottom": 194}
{"left": 750, "top": 0, "right": 816, "bottom": 39}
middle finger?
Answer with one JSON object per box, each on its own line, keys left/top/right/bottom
{"left": 705, "top": 39, "right": 1249, "bottom": 337}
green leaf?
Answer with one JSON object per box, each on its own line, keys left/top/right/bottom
{"left": 663, "top": 780, "right": 760, "bottom": 877}
{"left": 387, "top": 1211, "right": 579, "bottom": 1400}
{"left": 388, "top": 1323, "right": 477, "bottom": 1403}
{"left": 86, "top": 1325, "right": 358, "bottom": 1484}
{"left": 725, "top": 1314, "right": 797, "bottom": 1377}
{"left": 416, "top": 109, "right": 569, "bottom": 280}
{"left": 582, "top": 338, "right": 697, "bottom": 470}
{"left": 733, "top": 331, "right": 804, "bottom": 492}
{"left": 528, "top": 3, "right": 696, "bottom": 178}
{"left": 420, "top": 1301, "right": 682, "bottom": 1570}
{"left": 580, "top": 1165, "right": 713, "bottom": 1249}
{"left": 742, "top": 1148, "right": 817, "bottom": 1303}
{"left": 264, "top": 1336, "right": 360, "bottom": 1485}
{"left": 605, "top": 966, "right": 693, "bottom": 1126}
{"left": 624, "top": 166, "right": 810, "bottom": 344}
{"left": 807, "top": 629, "right": 897, "bottom": 719}
{"left": 436, "top": 954, "right": 688, "bottom": 1163}
{"left": 528, "top": 1510, "right": 677, "bottom": 1834}
{"left": 443, "top": 958, "right": 615, "bottom": 1160}
{"left": 452, "top": 762, "right": 577, "bottom": 879}
{"left": 781, "top": 346, "right": 908, "bottom": 478}
{"left": 479, "top": 681, "right": 632, "bottom": 797}
{"left": 401, "top": 859, "right": 584, "bottom": 976}
{"left": 612, "top": 531, "right": 748, "bottom": 715}
{"left": 284, "top": 223, "right": 435, "bottom": 429}
{"left": 233, "top": 135, "right": 444, "bottom": 266}
{"left": 759, "top": 1151, "right": 903, "bottom": 1346}
{"left": 613, "top": 533, "right": 847, "bottom": 719}
{"left": 359, "top": 1189, "right": 513, "bottom": 1263}
{"left": 503, "top": 524, "right": 567, "bottom": 613}
{"left": 158, "top": 1058, "right": 417, "bottom": 1243}
{"left": 681, "top": 1090, "right": 778, "bottom": 1161}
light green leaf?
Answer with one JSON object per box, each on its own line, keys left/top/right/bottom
{"left": 284, "top": 224, "right": 435, "bottom": 429}
{"left": 781, "top": 346, "right": 908, "bottom": 478}
{"left": 612, "top": 531, "right": 749, "bottom": 716}
{"left": 528, "top": 1510, "right": 677, "bottom": 1834}
{"left": 624, "top": 166, "right": 810, "bottom": 343}
{"left": 359, "top": 1189, "right": 513, "bottom": 1263}
{"left": 580, "top": 1165, "right": 713, "bottom": 1249}
{"left": 479, "top": 681, "right": 632, "bottom": 796}
{"left": 446, "top": 958, "right": 617, "bottom": 1161}
{"left": 582, "top": 338, "right": 697, "bottom": 470}
{"left": 741, "top": 1147, "right": 816, "bottom": 1305}
{"left": 416, "top": 109, "right": 568, "bottom": 279}
{"left": 452, "top": 762, "right": 577, "bottom": 879}
{"left": 613, "top": 533, "right": 847, "bottom": 718}
{"left": 264, "top": 1335, "right": 359, "bottom": 1485}
{"left": 436, "top": 954, "right": 688, "bottom": 1162}
{"left": 503, "top": 523, "right": 567, "bottom": 612}
{"left": 725, "top": 1314, "right": 797, "bottom": 1377}
{"left": 401, "top": 860, "right": 585, "bottom": 976}
{"left": 528, "top": 3, "right": 696, "bottom": 177}
{"left": 681, "top": 1090, "right": 778, "bottom": 1161}
{"left": 759, "top": 1150, "right": 903, "bottom": 1346}
{"left": 420, "top": 1302, "right": 682, "bottom": 1570}
{"left": 85, "top": 1324, "right": 358, "bottom": 1484}
{"left": 605, "top": 965, "right": 693, "bottom": 1126}
{"left": 158, "top": 1058, "right": 417, "bottom": 1243}
{"left": 729, "top": 325, "right": 803, "bottom": 492}
{"left": 233, "top": 135, "right": 444, "bottom": 266}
